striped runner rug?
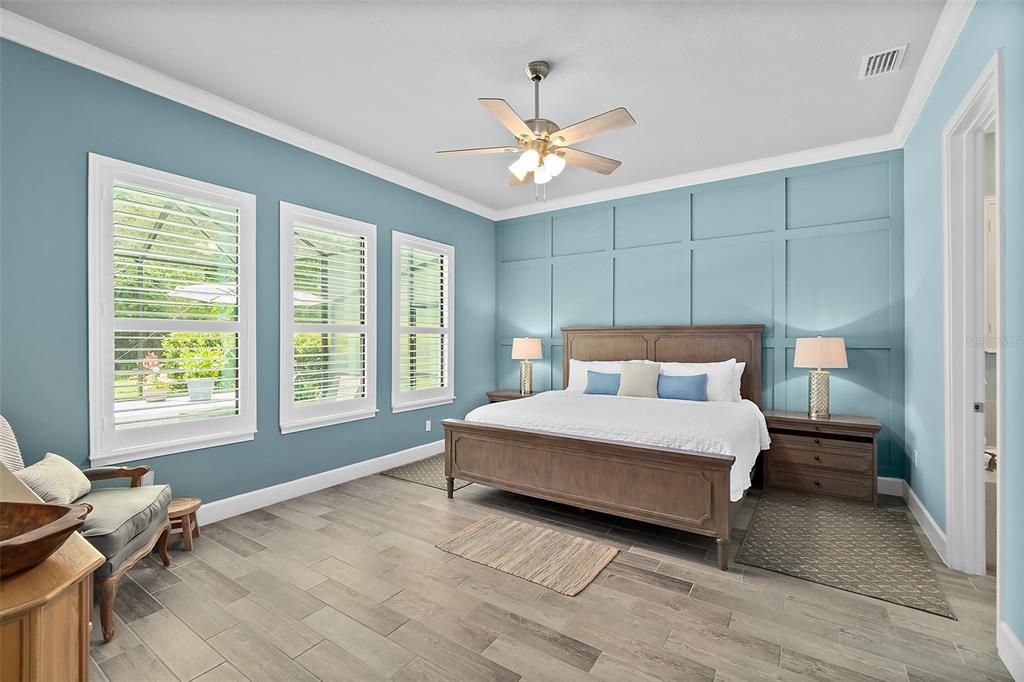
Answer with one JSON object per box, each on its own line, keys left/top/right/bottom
{"left": 436, "top": 515, "right": 618, "bottom": 596}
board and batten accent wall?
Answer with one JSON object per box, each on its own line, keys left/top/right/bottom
{"left": 495, "top": 151, "right": 906, "bottom": 478}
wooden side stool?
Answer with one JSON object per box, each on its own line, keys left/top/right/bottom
{"left": 167, "top": 496, "right": 202, "bottom": 551}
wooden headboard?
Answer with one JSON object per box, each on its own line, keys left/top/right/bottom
{"left": 561, "top": 325, "right": 764, "bottom": 406}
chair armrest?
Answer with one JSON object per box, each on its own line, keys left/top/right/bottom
{"left": 83, "top": 465, "right": 150, "bottom": 488}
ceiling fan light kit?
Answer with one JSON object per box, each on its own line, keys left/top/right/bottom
{"left": 436, "top": 60, "right": 635, "bottom": 200}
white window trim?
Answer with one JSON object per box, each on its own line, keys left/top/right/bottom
{"left": 279, "top": 202, "right": 377, "bottom": 434}
{"left": 88, "top": 153, "right": 257, "bottom": 466}
{"left": 391, "top": 231, "right": 455, "bottom": 413}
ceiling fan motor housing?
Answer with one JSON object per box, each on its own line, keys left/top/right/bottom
{"left": 524, "top": 61, "right": 550, "bottom": 81}
{"left": 524, "top": 118, "right": 559, "bottom": 140}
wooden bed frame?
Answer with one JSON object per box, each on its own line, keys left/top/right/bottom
{"left": 443, "top": 325, "right": 764, "bottom": 571}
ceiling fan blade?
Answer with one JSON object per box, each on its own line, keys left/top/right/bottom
{"left": 436, "top": 146, "right": 520, "bottom": 157}
{"left": 560, "top": 148, "right": 622, "bottom": 175}
{"left": 508, "top": 171, "right": 531, "bottom": 186}
{"left": 479, "top": 98, "right": 534, "bottom": 140}
{"left": 551, "top": 107, "right": 635, "bottom": 147}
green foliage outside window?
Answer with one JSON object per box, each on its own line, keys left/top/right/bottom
{"left": 159, "top": 332, "right": 230, "bottom": 388}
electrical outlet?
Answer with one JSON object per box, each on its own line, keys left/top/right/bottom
{"left": 425, "top": 420, "right": 431, "bottom": 432}
{"left": 913, "top": 449, "right": 919, "bottom": 467}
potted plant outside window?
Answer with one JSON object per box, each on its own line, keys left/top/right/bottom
{"left": 160, "top": 333, "right": 227, "bottom": 402}
{"left": 141, "top": 352, "right": 170, "bottom": 402}
{"left": 180, "top": 349, "right": 224, "bottom": 402}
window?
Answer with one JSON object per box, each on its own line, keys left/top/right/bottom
{"left": 391, "top": 232, "right": 454, "bottom": 412}
{"left": 280, "top": 202, "right": 376, "bottom": 432}
{"left": 88, "top": 154, "right": 256, "bottom": 465}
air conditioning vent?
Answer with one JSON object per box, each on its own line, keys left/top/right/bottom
{"left": 859, "top": 45, "right": 907, "bottom": 79}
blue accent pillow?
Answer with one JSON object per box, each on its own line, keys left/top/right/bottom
{"left": 584, "top": 370, "right": 621, "bottom": 395}
{"left": 658, "top": 373, "right": 708, "bottom": 401}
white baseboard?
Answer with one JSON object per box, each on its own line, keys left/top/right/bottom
{"left": 998, "top": 621, "right": 1024, "bottom": 681}
{"left": 877, "top": 476, "right": 906, "bottom": 497}
{"left": 196, "top": 439, "right": 444, "bottom": 525}
{"left": 999, "top": 618, "right": 1024, "bottom": 675}
{"left": 905, "top": 482, "right": 948, "bottom": 564}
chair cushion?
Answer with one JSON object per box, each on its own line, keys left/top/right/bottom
{"left": 79, "top": 485, "right": 171, "bottom": 560}
{"left": 93, "top": 513, "right": 168, "bottom": 579}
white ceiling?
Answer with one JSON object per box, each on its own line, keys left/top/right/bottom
{"left": 4, "top": 1, "right": 945, "bottom": 213}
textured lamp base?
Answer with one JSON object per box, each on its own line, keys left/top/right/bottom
{"left": 519, "top": 359, "right": 533, "bottom": 395}
{"left": 808, "top": 370, "right": 831, "bottom": 419}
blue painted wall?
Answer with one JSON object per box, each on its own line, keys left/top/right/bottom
{"left": 903, "top": 0, "right": 1024, "bottom": 640}
{"left": 495, "top": 152, "right": 906, "bottom": 478}
{"left": 0, "top": 40, "right": 496, "bottom": 502}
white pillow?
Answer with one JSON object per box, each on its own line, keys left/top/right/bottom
{"left": 14, "top": 452, "right": 91, "bottom": 505}
{"left": 566, "top": 359, "right": 647, "bottom": 392}
{"left": 734, "top": 362, "right": 746, "bottom": 402}
{"left": 659, "top": 358, "right": 738, "bottom": 402}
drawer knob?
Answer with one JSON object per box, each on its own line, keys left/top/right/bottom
{"left": 814, "top": 438, "right": 821, "bottom": 445}
{"left": 814, "top": 481, "right": 821, "bottom": 486}
{"left": 814, "top": 455, "right": 821, "bottom": 461}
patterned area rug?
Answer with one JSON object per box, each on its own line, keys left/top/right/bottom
{"left": 381, "top": 454, "right": 470, "bottom": 491}
{"left": 737, "top": 492, "right": 956, "bottom": 619}
{"left": 436, "top": 515, "right": 618, "bottom": 596}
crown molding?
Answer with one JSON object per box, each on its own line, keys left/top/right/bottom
{"left": 891, "top": 0, "right": 976, "bottom": 145}
{"left": 0, "top": 9, "right": 497, "bottom": 220}
{"left": 495, "top": 133, "right": 900, "bottom": 221}
{"left": 1, "top": 1, "right": 975, "bottom": 223}
{"left": 497, "top": 0, "right": 975, "bottom": 221}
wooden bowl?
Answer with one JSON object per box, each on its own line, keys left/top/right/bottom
{"left": 0, "top": 502, "right": 91, "bottom": 579}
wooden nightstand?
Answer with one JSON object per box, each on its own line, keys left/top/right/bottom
{"left": 486, "top": 390, "right": 538, "bottom": 403}
{"left": 763, "top": 410, "right": 882, "bottom": 504}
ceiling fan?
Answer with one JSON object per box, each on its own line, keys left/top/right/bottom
{"left": 436, "top": 61, "right": 636, "bottom": 198}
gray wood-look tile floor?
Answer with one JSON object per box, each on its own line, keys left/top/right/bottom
{"left": 89, "top": 475, "right": 1010, "bottom": 682}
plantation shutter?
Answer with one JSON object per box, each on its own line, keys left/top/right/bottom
{"left": 89, "top": 154, "right": 256, "bottom": 465}
{"left": 392, "top": 233, "right": 454, "bottom": 412}
{"left": 111, "top": 181, "right": 242, "bottom": 429}
{"left": 280, "top": 203, "right": 377, "bottom": 433}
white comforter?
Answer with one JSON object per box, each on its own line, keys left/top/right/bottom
{"left": 465, "top": 391, "right": 771, "bottom": 501}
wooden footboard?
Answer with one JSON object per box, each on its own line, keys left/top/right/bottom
{"left": 443, "top": 419, "right": 736, "bottom": 570}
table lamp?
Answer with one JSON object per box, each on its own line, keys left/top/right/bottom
{"left": 511, "top": 338, "right": 542, "bottom": 395}
{"left": 794, "top": 336, "right": 847, "bottom": 420}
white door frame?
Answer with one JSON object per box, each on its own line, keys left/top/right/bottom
{"left": 942, "top": 50, "right": 1003, "bottom": 583}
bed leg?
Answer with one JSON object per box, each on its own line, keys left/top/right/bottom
{"left": 716, "top": 538, "right": 729, "bottom": 571}
{"left": 446, "top": 476, "right": 454, "bottom": 499}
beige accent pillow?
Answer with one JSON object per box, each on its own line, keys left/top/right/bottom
{"left": 618, "top": 362, "right": 661, "bottom": 398}
{"left": 14, "top": 452, "right": 91, "bottom": 504}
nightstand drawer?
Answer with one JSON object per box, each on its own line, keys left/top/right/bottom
{"left": 770, "top": 431, "right": 873, "bottom": 456}
{"left": 766, "top": 465, "right": 874, "bottom": 502}
{"left": 767, "top": 436, "right": 873, "bottom": 475}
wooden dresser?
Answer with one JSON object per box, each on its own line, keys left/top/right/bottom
{"left": 1, "top": 465, "right": 103, "bottom": 682}
{"left": 762, "top": 410, "right": 882, "bottom": 504}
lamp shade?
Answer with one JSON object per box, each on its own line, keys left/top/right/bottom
{"left": 794, "top": 337, "right": 847, "bottom": 369}
{"left": 511, "top": 337, "right": 543, "bottom": 360}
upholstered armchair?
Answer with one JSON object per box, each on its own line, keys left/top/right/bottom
{"left": 0, "top": 416, "right": 172, "bottom": 641}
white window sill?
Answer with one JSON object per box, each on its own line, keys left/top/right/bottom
{"left": 392, "top": 396, "right": 456, "bottom": 414}
{"left": 280, "top": 409, "right": 378, "bottom": 434}
{"left": 90, "top": 430, "right": 256, "bottom": 467}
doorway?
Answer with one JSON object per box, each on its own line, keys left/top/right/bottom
{"left": 982, "top": 135, "right": 997, "bottom": 574}
{"left": 941, "top": 50, "right": 1002, "bottom": 586}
